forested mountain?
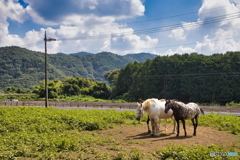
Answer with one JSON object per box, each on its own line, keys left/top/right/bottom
{"left": 111, "top": 52, "right": 240, "bottom": 104}
{"left": 0, "top": 46, "right": 156, "bottom": 91}
{"left": 56, "top": 51, "right": 93, "bottom": 56}
{"left": 126, "top": 53, "right": 158, "bottom": 62}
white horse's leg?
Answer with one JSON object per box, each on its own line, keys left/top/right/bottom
{"left": 164, "top": 119, "right": 168, "bottom": 131}
{"left": 154, "top": 117, "right": 160, "bottom": 136}
{"left": 150, "top": 118, "right": 155, "bottom": 136}
{"left": 158, "top": 119, "right": 161, "bottom": 132}
{"left": 171, "top": 116, "right": 177, "bottom": 134}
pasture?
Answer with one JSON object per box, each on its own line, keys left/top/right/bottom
{"left": 0, "top": 106, "right": 239, "bottom": 159}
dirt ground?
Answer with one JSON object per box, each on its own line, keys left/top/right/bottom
{"left": 97, "top": 123, "right": 240, "bottom": 154}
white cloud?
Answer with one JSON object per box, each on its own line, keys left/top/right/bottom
{"left": 0, "top": 16, "right": 9, "bottom": 37}
{"left": 195, "top": 29, "right": 240, "bottom": 54}
{"left": 3, "top": 0, "right": 240, "bottom": 56}
{"left": 0, "top": 0, "right": 28, "bottom": 45}
{"left": 0, "top": 0, "right": 158, "bottom": 55}
{"left": 164, "top": 46, "right": 195, "bottom": 56}
{"left": 164, "top": 28, "right": 240, "bottom": 56}
{"left": 199, "top": 0, "right": 239, "bottom": 25}
{"left": 7, "top": 22, "right": 159, "bottom": 55}
{"left": 182, "top": 21, "right": 201, "bottom": 31}
{"left": 165, "top": 0, "right": 240, "bottom": 55}
{"left": 25, "top": 6, "right": 57, "bottom": 26}
{"left": 24, "top": 0, "right": 145, "bottom": 25}
{"left": 0, "top": 0, "right": 27, "bottom": 36}
{"left": 108, "top": 33, "right": 158, "bottom": 54}
{"left": 169, "top": 27, "right": 186, "bottom": 40}
{"left": 0, "top": 0, "right": 27, "bottom": 23}
{"left": 92, "top": 28, "right": 159, "bottom": 54}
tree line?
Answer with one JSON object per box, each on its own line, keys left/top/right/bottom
{"left": 33, "top": 77, "right": 111, "bottom": 99}
{"left": 32, "top": 51, "right": 240, "bottom": 104}
{"left": 3, "top": 46, "right": 240, "bottom": 105}
{"left": 108, "top": 52, "right": 240, "bottom": 104}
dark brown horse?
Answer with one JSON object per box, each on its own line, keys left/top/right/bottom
{"left": 164, "top": 99, "right": 204, "bottom": 137}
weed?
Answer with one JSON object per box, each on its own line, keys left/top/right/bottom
{"left": 226, "top": 101, "right": 240, "bottom": 107}
{"left": 153, "top": 144, "right": 239, "bottom": 160}
{"left": 107, "top": 145, "right": 126, "bottom": 151}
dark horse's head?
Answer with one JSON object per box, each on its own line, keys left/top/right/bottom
{"left": 164, "top": 99, "right": 173, "bottom": 114}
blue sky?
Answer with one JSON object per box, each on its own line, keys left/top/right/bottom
{"left": 1, "top": 0, "right": 240, "bottom": 55}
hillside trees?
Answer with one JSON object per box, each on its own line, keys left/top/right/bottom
{"left": 33, "top": 76, "right": 111, "bottom": 99}
{"left": 111, "top": 61, "right": 143, "bottom": 101}
{"left": 104, "top": 69, "right": 120, "bottom": 86}
{"left": 109, "top": 52, "right": 240, "bottom": 104}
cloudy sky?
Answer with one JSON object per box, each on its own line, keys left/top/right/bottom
{"left": 1, "top": 0, "right": 240, "bottom": 55}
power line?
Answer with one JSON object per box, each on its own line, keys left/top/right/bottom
{"left": 9, "top": 4, "right": 240, "bottom": 51}
{"left": 125, "top": 4, "right": 234, "bottom": 24}
{"left": 124, "top": 35, "right": 240, "bottom": 52}
{"left": 19, "top": 11, "right": 239, "bottom": 49}
{"left": 133, "top": 12, "right": 240, "bottom": 35}
{"left": 18, "top": 12, "right": 238, "bottom": 53}
{"left": 59, "top": 12, "right": 240, "bottom": 41}
{"left": 121, "top": 72, "right": 240, "bottom": 79}
{"left": 58, "top": 4, "right": 235, "bottom": 29}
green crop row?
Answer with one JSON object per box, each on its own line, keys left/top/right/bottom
{"left": 0, "top": 107, "right": 136, "bottom": 133}
{"left": 0, "top": 107, "right": 239, "bottom": 159}
{"left": 197, "top": 112, "right": 240, "bottom": 135}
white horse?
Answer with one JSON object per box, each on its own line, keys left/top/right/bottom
{"left": 136, "top": 98, "right": 177, "bottom": 136}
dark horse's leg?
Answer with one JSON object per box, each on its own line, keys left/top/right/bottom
{"left": 191, "top": 118, "right": 196, "bottom": 136}
{"left": 182, "top": 119, "right": 187, "bottom": 136}
{"left": 147, "top": 115, "right": 151, "bottom": 133}
{"left": 150, "top": 118, "right": 155, "bottom": 136}
{"left": 194, "top": 115, "right": 199, "bottom": 136}
{"left": 176, "top": 119, "right": 180, "bottom": 137}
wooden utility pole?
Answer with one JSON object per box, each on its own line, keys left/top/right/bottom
{"left": 44, "top": 31, "right": 56, "bottom": 108}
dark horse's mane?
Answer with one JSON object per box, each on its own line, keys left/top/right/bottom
{"left": 171, "top": 100, "right": 204, "bottom": 115}
{"left": 169, "top": 100, "right": 187, "bottom": 117}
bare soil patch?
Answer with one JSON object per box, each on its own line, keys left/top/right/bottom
{"left": 96, "top": 123, "right": 240, "bottom": 154}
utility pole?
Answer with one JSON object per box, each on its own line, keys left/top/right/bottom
{"left": 44, "top": 31, "right": 56, "bottom": 108}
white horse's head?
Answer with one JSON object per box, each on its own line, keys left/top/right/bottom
{"left": 136, "top": 102, "right": 144, "bottom": 121}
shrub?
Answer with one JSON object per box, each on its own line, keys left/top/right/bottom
{"left": 153, "top": 144, "right": 238, "bottom": 160}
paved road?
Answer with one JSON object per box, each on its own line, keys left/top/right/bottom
{"left": 53, "top": 106, "right": 240, "bottom": 116}
{"left": 1, "top": 101, "right": 240, "bottom": 116}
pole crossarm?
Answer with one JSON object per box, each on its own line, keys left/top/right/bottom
{"left": 45, "top": 38, "right": 57, "bottom": 42}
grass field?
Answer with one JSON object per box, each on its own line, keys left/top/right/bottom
{"left": 0, "top": 106, "right": 239, "bottom": 159}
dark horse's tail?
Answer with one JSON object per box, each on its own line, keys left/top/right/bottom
{"left": 200, "top": 108, "right": 204, "bottom": 115}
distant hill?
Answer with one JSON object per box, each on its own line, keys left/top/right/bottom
{"left": 70, "top": 51, "right": 93, "bottom": 56}
{"left": 56, "top": 51, "right": 93, "bottom": 56}
{"left": 0, "top": 46, "right": 158, "bottom": 91}
{"left": 125, "top": 52, "right": 158, "bottom": 62}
